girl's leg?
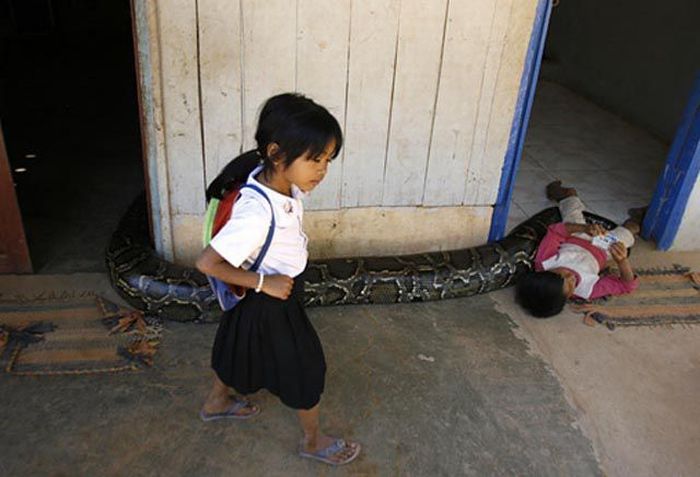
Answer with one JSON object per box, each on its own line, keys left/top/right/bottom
{"left": 622, "top": 219, "right": 640, "bottom": 236}
{"left": 606, "top": 208, "right": 644, "bottom": 252}
{"left": 297, "top": 404, "right": 360, "bottom": 464}
{"left": 621, "top": 206, "right": 647, "bottom": 237}
{"left": 559, "top": 195, "right": 587, "bottom": 225}
{"left": 546, "top": 181, "right": 586, "bottom": 224}
{"left": 606, "top": 223, "right": 636, "bottom": 250}
{"left": 601, "top": 213, "right": 641, "bottom": 261}
{"left": 202, "top": 373, "right": 258, "bottom": 416}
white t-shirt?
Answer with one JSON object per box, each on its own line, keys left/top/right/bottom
{"left": 209, "top": 166, "right": 309, "bottom": 278}
{"left": 541, "top": 243, "right": 600, "bottom": 299}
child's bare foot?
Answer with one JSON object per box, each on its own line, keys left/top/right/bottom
{"left": 622, "top": 206, "right": 647, "bottom": 236}
{"left": 200, "top": 375, "right": 259, "bottom": 420}
{"left": 300, "top": 434, "right": 361, "bottom": 465}
{"left": 627, "top": 206, "right": 648, "bottom": 225}
{"left": 623, "top": 219, "right": 641, "bottom": 236}
{"left": 201, "top": 393, "right": 259, "bottom": 419}
{"left": 546, "top": 180, "right": 577, "bottom": 201}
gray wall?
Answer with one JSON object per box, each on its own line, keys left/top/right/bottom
{"left": 138, "top": 0, "right": 541, "bottom": 263}
{"left": 541, "top": 0, "right": 700, "bottom": 142}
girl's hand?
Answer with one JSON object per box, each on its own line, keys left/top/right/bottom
{"left": 610, "top": 242, "right": 628, "bottom": 263}
{"left": 585, "top": 223, "right": 606, "bottom": 236}
{"left": 261, "top": 274, "right": 294, "bottom": 300}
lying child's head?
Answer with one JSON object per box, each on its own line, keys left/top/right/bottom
{"left": 516, "top": 268, "right": 577, "bottom": 318}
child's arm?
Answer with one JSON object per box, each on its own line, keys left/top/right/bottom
{"left": 610, "top": 242, "right": 635, "bottom": 282}
{"left": 196, "top": 246, "right": 293, "bottom": 300}
{"left": 564, "top": 223, "right": 606, "bottom": 236}
{"left": 588, "top": 242, "right": 638, "bottom": 299}
{"left": 535, "top": 222, "right": 600, "bottom": 269}
{"left": 534, "top": 223, "right": 568, "bottom": 270}
{"left": 534, "top": 223, "right": 604, "bottom": 271}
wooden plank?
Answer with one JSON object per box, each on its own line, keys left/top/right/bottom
{"left": 483, "top": 0, "right": 540, "bottom": 206}
{"left": 0, "top": 124, "right": 32, "bottom": 273}
{"left": 240, "top": 0, "right": 296, "bottom": 151}
{"left": 382, "top": 0, "right": 447, "bottom": 206}
{"left": 297, "top": 0, "right": 351, "bottom": 210}
{"left": 199, "top": 0, "right": 244, "bottom": 186}
{"left": 158, "top": 0, "right": 205, "bottom": 214}
{"left": 463, "top": 0, "right": 512, "bottom": 205}
{"left": 132, "top": 0, "right": 173, "bottom": 259}
{"left": 486, "top": 0, "right": 550, "bottom": 241}
{"left": 340, "top": 0, "right": 401, "bottom": 207}
{"left": 469, "top": 0, "right": 536, "bottom": 205}
{"left": 422, "top": 0, "right": 496, "bottom": 206}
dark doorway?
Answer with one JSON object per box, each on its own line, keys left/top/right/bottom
{"left": 0, "top": 0, "right": 144, "bottom": 273}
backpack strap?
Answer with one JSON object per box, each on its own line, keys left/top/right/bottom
{"left": 241, "top": 183, "right": 276, "bottom": 272}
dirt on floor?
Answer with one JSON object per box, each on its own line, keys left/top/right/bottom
{"left": 0, "top": 238, "right": 698, "bottom": 476}
{"left": 492, "top": 238, "right": 700, "bottom": 477}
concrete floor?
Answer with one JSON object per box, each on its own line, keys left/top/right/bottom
{"left": 508, "top": 80, "right": 667, "bottom": 233}
{"left": 2, "top": 241, "right": 699, "bottom": 476}
{"left": 1, "top": 274, "right": 601, "bottom": 476}
{"left": 493, "top": 241, "right": 700, "bottom": 477}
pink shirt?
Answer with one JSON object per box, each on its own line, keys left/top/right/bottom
{"left": 534, "top": 223, "right": 639, "bottom": 300}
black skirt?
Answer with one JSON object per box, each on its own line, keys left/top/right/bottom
{"left": 211, "top": 276, "right": 326, "bottom": 410}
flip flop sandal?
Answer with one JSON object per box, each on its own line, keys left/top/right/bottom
{"left": 298, "top": 438, "right": 361, "bottom": 466}
{"left": 199, "top": 398, "right": 260, "bottom": 422}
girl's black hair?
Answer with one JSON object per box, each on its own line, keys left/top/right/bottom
{"left": 515, "top": 271, "right": 567, "bottom": 318}
{"left": 255, "top": 93, "right": 343, "bottom": 175}
{"left": 205, "top": 93, "right": 343, "bottom": 201}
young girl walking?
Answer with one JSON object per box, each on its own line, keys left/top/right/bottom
{"left": 195, "top": 93, "right": 361, "bottom": 466}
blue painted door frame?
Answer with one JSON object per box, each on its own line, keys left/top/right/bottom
{"left": 642, "top": 73, "right": 700, "bottom": 250}
{"left": 488, "top": 1, "right": 700, "bottom": 250}
{"left": 488, "top": 0, "right": 552, "bottom": 242}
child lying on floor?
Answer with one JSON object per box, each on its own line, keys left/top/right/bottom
{"left": 516, "top": 181, "right": 645, "bottom": 318}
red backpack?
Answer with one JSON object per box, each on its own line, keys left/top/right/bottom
{"left": 202, "top": 152, "right": 274, "bottom": 310}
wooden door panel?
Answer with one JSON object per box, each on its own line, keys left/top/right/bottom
{"left": 0, "top": 123, "right": 32, "bottom": 273}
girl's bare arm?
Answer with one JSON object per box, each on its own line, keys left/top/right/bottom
{"left": 196, "top": 245, "right": 260, "bottom": 288}
{"left": 196, "top": 246, "right": 293, "bottom": 299}
{"left": 564, "top": 223, "right": 605, "bottom": 236}
{"left": 610, "top": 242, "right": 635, "bottom": 283}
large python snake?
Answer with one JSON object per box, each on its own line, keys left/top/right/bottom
{"left": 106, "top": 194, "right": 615, "bottom": 323}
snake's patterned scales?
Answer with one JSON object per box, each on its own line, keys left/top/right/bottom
{"left": 107, "top": 196, "right": 615, "bottom": 323}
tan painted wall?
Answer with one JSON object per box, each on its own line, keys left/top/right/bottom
{"left": 134, "top": 0, "right": 539, "bottom": 263}
{"left": 172, "top": 205, "right": 492, "bottom": 265}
